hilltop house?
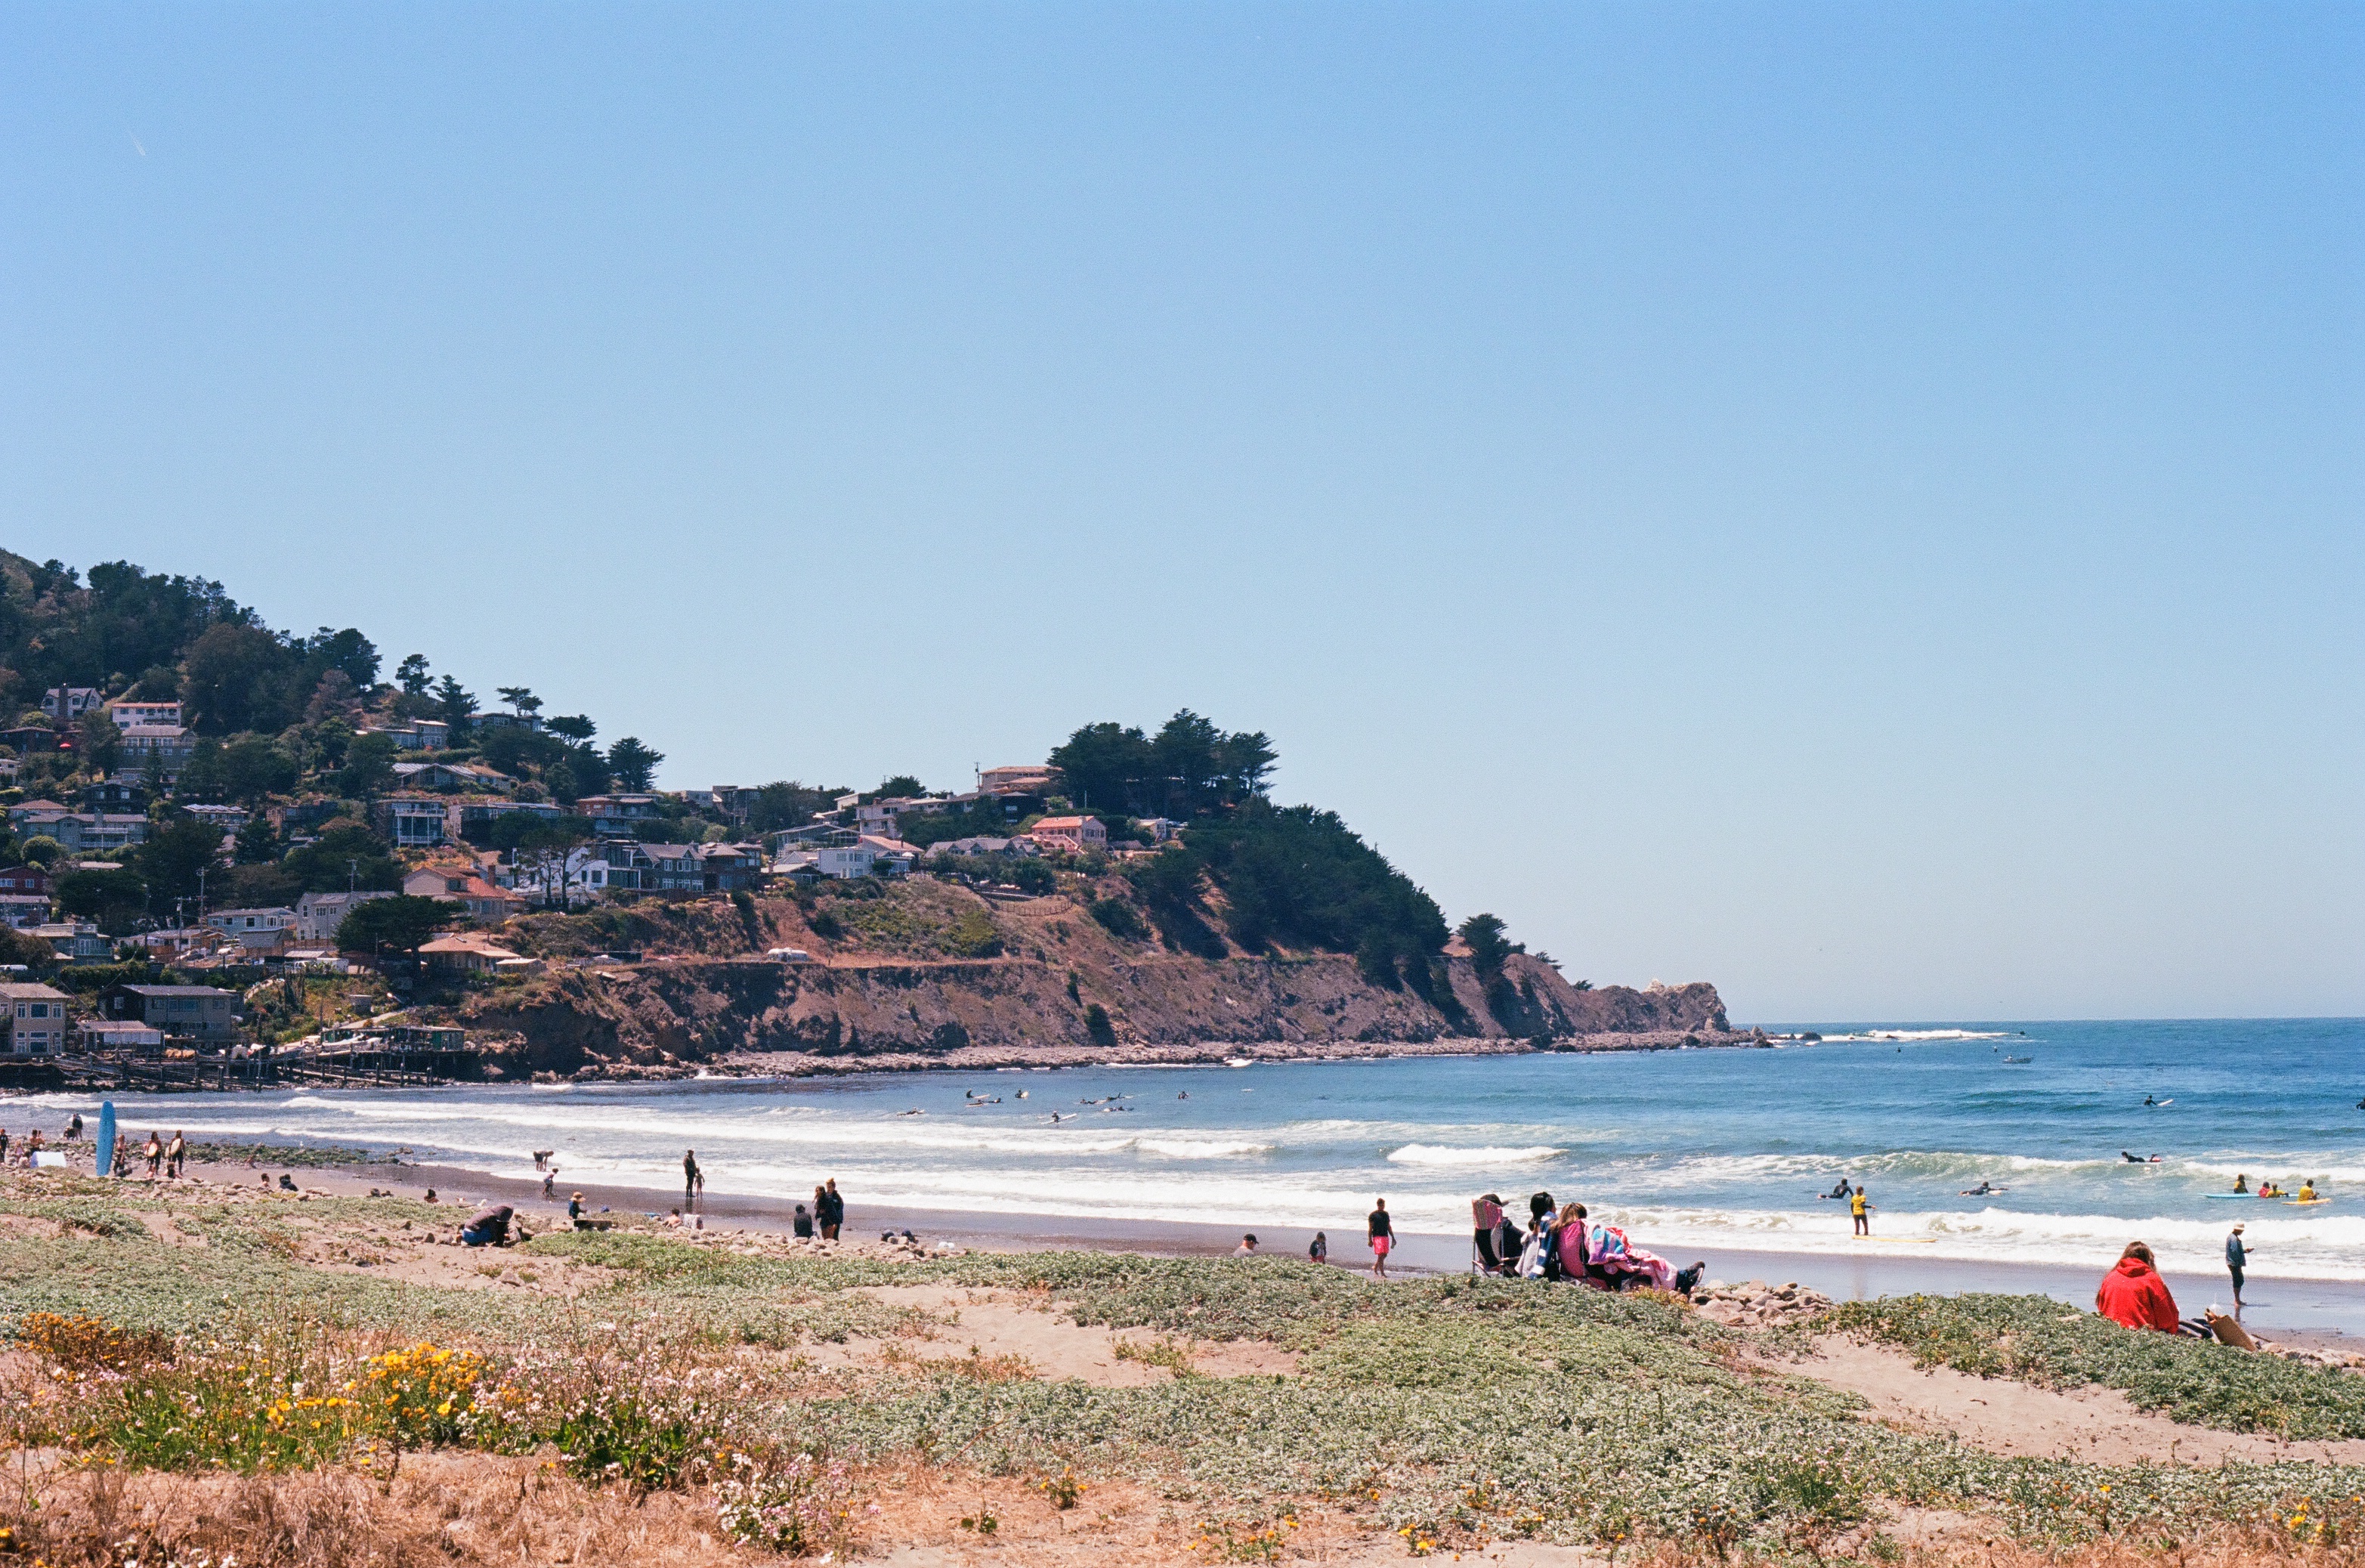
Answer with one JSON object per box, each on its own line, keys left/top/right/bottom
{"left": 1026, "top": 815, "right": 1107, "bottom": 853}
{"left": 978, "top": 765, "right": 1058, "bottom": 796}
{"left": 373, "top": 795, "right": 450, "bottom": 849}
{"left": 357, "top": 718, "right": 449, "bottom": 750}
{"left": 0, "top": 983, "right": 70, "bottom": 1056}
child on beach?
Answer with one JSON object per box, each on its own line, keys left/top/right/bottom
{"left": 1368, "top": 1198, "right": 1393, "bottom": 1279}
{"left": 793, "top": 1203, "right": 814, "bottom": 1239}
{"left": 1850, "top": 1185, "right": 1870, "bottom": 1236}
{"left": 1309, "top": 1232, "right": 1327, "bottom": 1263}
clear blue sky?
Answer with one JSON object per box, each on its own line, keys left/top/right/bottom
{"left": 4, "top": 5, "right": 2358, "bottom": 1022}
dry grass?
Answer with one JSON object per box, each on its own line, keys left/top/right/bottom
{"left": 4, "top": 1452, "right": 757, "bottom": 1566}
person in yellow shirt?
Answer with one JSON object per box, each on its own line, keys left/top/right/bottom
{"left": 1850, "top": 1185, "right": 1870, "bottom": 1236}
{"left": 2296, "top": 1180, "right": 2318, "bottom": 1202}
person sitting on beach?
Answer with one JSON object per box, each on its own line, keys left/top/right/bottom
{"left": 793, "top": 1203, "right": 815, "bottom": 1239}
{"left": 1309, "top": 1231, "right": 1328, "bottom": 1264}
{"left": 1473, "top": 1193, "right": 1505, "bottom": 1273}
{"left": 1232, "top": 1233, "right": 1259, "bottom": 1257}
{"left": 664, "top": 1208, "right": 684, "bottom": 1228}
{"left": 1554, "top": 1202, "right": 1593, "bottom": 1284}
{"left": 2095, "top": 1242, "right": 2181, "bottom": 1333}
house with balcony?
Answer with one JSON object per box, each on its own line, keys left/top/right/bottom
{"left": 118, "top": 724, "right": 196, "bottom": 778}
{"left": 0, "top": 983, "right": 70, "bottom": 1056}
{"left": 393, "top": 761, "right": 515, "bottom": 793}
{"left": 373, "top": 795, "right": 449, "bottom": 849}
{"left": 96, "top": 983, "right": 241, "bottom": 1043}
{"left": 573, "top": 793, "right": 668, "bottom": 836}
{"left": 357, "top": 718, "right": 450, "bottom": 750}
{"left": 203, "top": 906, "right": 297, "bottom": 954}
{"left": 1026, "top": 815, "right": 1108, "bottom": 854}
{"left": 105, "top": 699, "right": 182, "bottom": 728}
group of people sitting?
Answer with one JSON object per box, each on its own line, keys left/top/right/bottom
{"left": 1472, "top": 1192, "right": 1705, "bottom": 1295}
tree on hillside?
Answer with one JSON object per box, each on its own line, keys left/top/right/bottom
{"left": 496, "top": 813, "right": 593, "bottom": 908}
{"left": 496, "top": 686, "right": 543, "bottom": 720}
{"left": 1046, "top": 722, "right": 1152, "bottom": 813}
{"left": 283, "top": 822, "right": 401, "bottom": 894}
{"left": 335, "top": 895, "right": 456, "bottom": 956}
{"left": 54, "top": 866, "right": 147, "bottom": 933}
{"left": 1456, "top": 913, "right": 1521, "bottom": 979}
{"left": 135, "top": 812, "right": 232, "bottom": 908}
{"left": 71, "top": 708, "right": 123, "bottom": 774}
{"left": 867, "top": 775, "right": 926, "bottom": 802}
{"left": 395, "top": 654, "right": 433, "bottom": 697}
{"left": 608, "top": 737, "right": 663, "bottom": 791}
{"left": 181, "top": 623, "right": 293, "bottom": 735}
{"left": 747, "top": 781, "right": 839, "bottom": 833}
{"left": 434, "top": 676, "right": 477, "bottom": 733}
{"left": 544, "top": 714, "right": 595, "bottom": 743}
{"left": 339, "top": 731, "right": 399, "bottom": 798}
{"left": 1049, "top": 712, "right": 1278, "bottom": 818}
{"left": 233, "top": 815, "right": 280, "bottom": 865}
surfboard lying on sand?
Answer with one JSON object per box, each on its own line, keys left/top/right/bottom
{"left": 1860, "top": 1236, "right": 1937, "bottom": 1244}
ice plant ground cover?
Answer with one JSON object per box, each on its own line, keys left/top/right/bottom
{"left": 1823, "top": 1294, "right": 2365, "bottom": 1440}
{"left": 0, "top": 1171, "right": 2361, "bottom": 1561}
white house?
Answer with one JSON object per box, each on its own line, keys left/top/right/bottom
{"left": 107, "top": 699, "right": 183, "bottom": 728}
{"left": 204, "top": 907, "right": 297, "bottom": 953}
{"left": 39, "top": 688, "right": 102, "bottom": 723}
{"left": 294, "top": 890, "right": 395, "bottom": 943}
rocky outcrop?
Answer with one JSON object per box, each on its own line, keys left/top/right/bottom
{"left": 454, "top": 888, "right": 1745, "bottom": 1078}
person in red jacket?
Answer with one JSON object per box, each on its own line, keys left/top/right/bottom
{"left": 2095, "top": 1241, "right": 2181, "bottom": 1333}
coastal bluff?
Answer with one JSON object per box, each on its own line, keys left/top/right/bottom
{"left": 453, "top": 888, "right": 1742, "bottom": 1080}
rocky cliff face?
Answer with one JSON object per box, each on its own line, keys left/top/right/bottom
{"left": 456, "top": 886, "right": 1740, "bottom": 1078}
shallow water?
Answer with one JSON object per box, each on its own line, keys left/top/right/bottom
{"left": 23, "top": 1017, "right": 2362, "bottom": 1285}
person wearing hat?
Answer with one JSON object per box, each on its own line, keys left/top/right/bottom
{"left": 2225, "top": 1223, "right": 2252, "bottom": 1310}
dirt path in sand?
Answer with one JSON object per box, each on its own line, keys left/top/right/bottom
{"left": 1766, "top": 1335, "right": 2365, "bottom": 1467}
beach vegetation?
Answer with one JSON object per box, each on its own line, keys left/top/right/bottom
{"left": 1826, "top": 1293, "right": 2365, "bottom": 1440}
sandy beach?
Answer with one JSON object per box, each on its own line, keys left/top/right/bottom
{"left": 187, "top": 1152, "right": 2365, "bottom": 1345}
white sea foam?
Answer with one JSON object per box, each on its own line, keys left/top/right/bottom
{"left": 1387, "top": 1144, "right": 1562, "bottom": 1167}
{"left": 1813, "top": 1030, "right": 2015, "bottom": 1043}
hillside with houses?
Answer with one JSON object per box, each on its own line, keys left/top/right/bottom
{"left": 0, "top": 552, "right": 1741, "bottom": 1077}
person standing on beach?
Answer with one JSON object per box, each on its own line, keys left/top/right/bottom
{"left": 1850, "top": 1184, "right": 1870, "bottom": 1237}
{"left": 143, "top": 1132, "right": 162, "bottom": 1179}
{"left": 166, "top": 1131, "right": 185, "bottom": 1179}
{"left": 2225, "top": 1224, "right": 2251, "bottom": 1310}
{"left": 682, "top": 1149, "right": 700, "bottom": 1211}
{"left": 1368, "top": 1198, "right": 1394, "bottom": 1279}
{"left": 821, "top": 1178, "right": 843, "bottom": 1239}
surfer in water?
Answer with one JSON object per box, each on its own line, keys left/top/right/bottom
{"left": 2120, "top": 1151, "right": 2163, "bottom": 1164}
{"left": 1959, "top": 1180, "right": 2005, "bottom": 1196}
{"left": 2144, "top": 1096, "right": 2156, "bottom": 1106}
{"left": 1820, "top": 1178, "right": 1852, "bottom": 1200}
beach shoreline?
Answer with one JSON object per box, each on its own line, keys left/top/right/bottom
{"left": 185, "top": 1154, "right": 2364, "bottom": 1344}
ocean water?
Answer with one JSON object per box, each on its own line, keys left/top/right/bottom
{"left": 21, "top": 1019, "right": 2363, "bottom": 1285}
